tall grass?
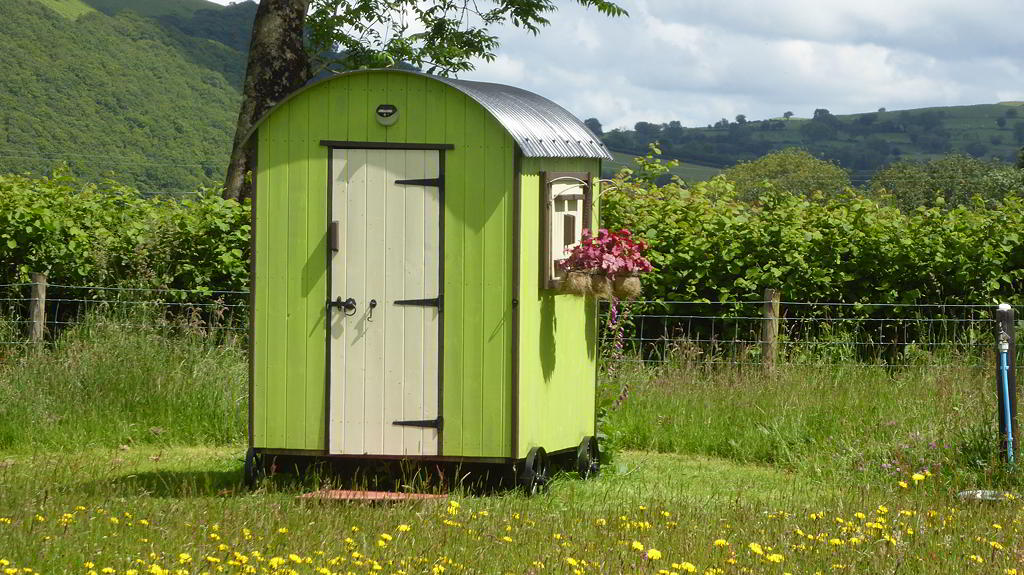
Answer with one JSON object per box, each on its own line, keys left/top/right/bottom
{"left": 0, "top": 310, "right": 247, "bottom": 450}
{"left": 599, "top": 353, "right": 1013, "bottom": 489}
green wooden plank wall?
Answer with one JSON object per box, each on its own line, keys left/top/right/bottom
{"left": 516, "top": 157, "right": 601, "bottom": 459}
{"left": 253, "top": 71, "right": 515, "bottom": 457}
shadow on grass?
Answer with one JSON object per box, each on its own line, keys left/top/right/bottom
{"left": 80, "top": 460, "right": 527, "bottom": 499}
{"left": 78, "top": 469, "right": 245, "bottom": 498}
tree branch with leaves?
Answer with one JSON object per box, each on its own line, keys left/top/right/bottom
{"left": 223, "top": 0, "right": 626, "bottom": 201}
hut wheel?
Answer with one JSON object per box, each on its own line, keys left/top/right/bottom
{"left": 243, "top": 447, "right": 265, "bottom": 489}
{"left": 576, "top": 436, "right": 600, "bottom": 479}
{"left": 518, "top": 447, "right": 550, "bottom": 495}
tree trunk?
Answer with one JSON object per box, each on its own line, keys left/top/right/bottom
{"left": 223, "top": 0, "right": 312, "bottom": 201}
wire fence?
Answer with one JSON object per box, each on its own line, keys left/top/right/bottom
{"left": 0, "top": 282, "right": 1020, "bottom": 374}
{"left": 0, "top": 282, "right": 248, "bottom": 348}
{"left": 598, "top": 298, "right": 1022, "bottom": 372}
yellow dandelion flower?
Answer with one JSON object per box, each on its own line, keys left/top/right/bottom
{"left": 596, "top": 518, "right": 607, "bottom": 526}
{"left": 911, "top": 473, "right": 925, "bottom": 482}
{"left": 713, "top": 539, "right": 728, "bottom": 547}
{"left": 632, "top": 541, "right": 645, "bottom": 551}
{"left": 277, "top": 527, "right": 288, "bottom": 534}
{"left": 990, "top": 541, "right": 1004, "bottom": 550}
{"left": 898, "top": 481, "right": 908, "bottom": 489}
{"left": 501, "top": 536, "right": 513, "bottom": 542}
{"left": 748, "top": 543, "right": 764, "bottom": 556}
{"left": 565, "top": 558, "right": 578, "bottom": 567}
{"left": 177, "top": 554, "right": 192, "bottom": 565}
{"left": 679, "top": 562, "right": 696, "bottom": 573}
{"left": 647, "top": 549, "right": 662, "bottom": 560}
{"left": 969, "top": 555, "right": 984, "bottom": 564}
{"left": 398, "top": 524, "right": 411, "bottom": 532}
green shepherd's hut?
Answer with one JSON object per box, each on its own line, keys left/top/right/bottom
{"left": 246, "top": 69, "right": 609, "bottom": 490}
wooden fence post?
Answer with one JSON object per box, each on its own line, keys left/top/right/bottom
{"left": 29, "top": 272, "right": 47, "bottom": 342}
{"left": 762, "top": 288, "right": 781, "bottom": 371}
{"left": 996, "top": 303, "right": 1018, "bottom": 464}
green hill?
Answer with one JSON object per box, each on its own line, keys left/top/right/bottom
{"left": 603, "top": 103, "right": 1024, "bottom": 184}
{"left": 0, "top": 0, "right": 254, "bottom": 193}
{"left": 5, "top": 0, "right": 1023, "bottom": 193}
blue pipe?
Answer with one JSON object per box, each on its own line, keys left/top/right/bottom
{"left": 1000, "top": 347, "right": 1014, "bottom": 465}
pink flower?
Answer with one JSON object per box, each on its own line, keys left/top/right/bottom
{"left": 560, "top": 228, "right": 652, "bottom": 278}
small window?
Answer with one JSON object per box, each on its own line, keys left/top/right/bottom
{"left": 542, "top": 171, "right": 592, "bottom": 290}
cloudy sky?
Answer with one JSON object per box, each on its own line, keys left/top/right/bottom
{"left": 212, "top": 0, "right": 1024, "bottom": 130}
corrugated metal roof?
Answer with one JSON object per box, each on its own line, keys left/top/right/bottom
{"left": 436, "top": 75, "right": 612, "bottom": 160}
{"left": 247, "top": 69, "right": 611, "bottom": 160}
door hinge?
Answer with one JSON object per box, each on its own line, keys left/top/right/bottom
{"left": 395, "top": 177, "right": 442, "bottom": 187}
{"left": 394, "top": 296, "right": 442, "bottom": 311}
{"left": 392, "top": 417, "right": 443, "bottom": 430}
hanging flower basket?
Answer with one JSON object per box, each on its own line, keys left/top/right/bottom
{"left": 591, "top": 273, "right": 615, "bottom": 300}
{"left": 612, "top": 274, "right": 643, "bottom": 300}
{"left": 561, "top": 270, "right": 593, "bottom": 296}
{"left": 559, "top": 229, "right": 652, "bottom": 301}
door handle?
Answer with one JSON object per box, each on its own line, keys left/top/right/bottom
{"left": 329, "top": 296, "right": 358, "bottom": 316}
{"left": 367, "top": 299, "right": 377, "bottom": 321}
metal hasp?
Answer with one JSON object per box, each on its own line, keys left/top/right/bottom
{"left": 995, "top": 303, "right": 1018, "bottom": 465}
{"left": 395, "top": 178, "right": 442, "bottom": 187}
{"left": 393, "top": 417, "right": 443, "bottom": 429}
{"left": 394, "top": 297, "right": 442, "bottom": 311}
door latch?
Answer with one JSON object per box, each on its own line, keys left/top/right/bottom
{"left": 329, "top": 296, "right": 358, "bottom": 316}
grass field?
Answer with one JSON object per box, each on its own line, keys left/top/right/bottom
{"left": 32, "top": 0, "right": 95, "bottom": 19}
{"left": 604, "top": 151, "right": 723, "bottom": 183}
{"left": 1, "top": 315, "right": 1023, "bottom": 573}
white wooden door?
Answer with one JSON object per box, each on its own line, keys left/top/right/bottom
{"left": 328, "top": 148, "right": 441, "bottom": 456}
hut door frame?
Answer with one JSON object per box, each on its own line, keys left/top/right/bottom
{"left": 325, "top": 144, "right": 446, "bottom": 457}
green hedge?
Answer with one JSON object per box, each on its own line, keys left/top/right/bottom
{"left": 0, "top": 171, "right": 249, "bottom": 298}
{"left": 3, "top": 167, "right": 1022, "bottom": 309}
{"left": 602, "top": 160, "right": 1024, "bottom": 306}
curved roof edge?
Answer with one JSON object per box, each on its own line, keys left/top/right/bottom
{"left": 246, "top": 69, "right": 611, "bottom": 160}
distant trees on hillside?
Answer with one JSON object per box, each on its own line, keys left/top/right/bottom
{"left": 869, "top": 154, "right": 1024, "bottom": 211}
{"left": 597, "top": 106, "right": 1024, "bottom": 178}
{"left": 723, "top": 148, "right": 851, "bottom": 202}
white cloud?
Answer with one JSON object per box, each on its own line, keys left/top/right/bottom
{"left": 462, "top": 0, "right": 1024, "bottom": 128}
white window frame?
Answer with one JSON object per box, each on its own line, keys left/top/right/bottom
{"left": 541, "top": 171, "right": 593, "bottom": 290}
